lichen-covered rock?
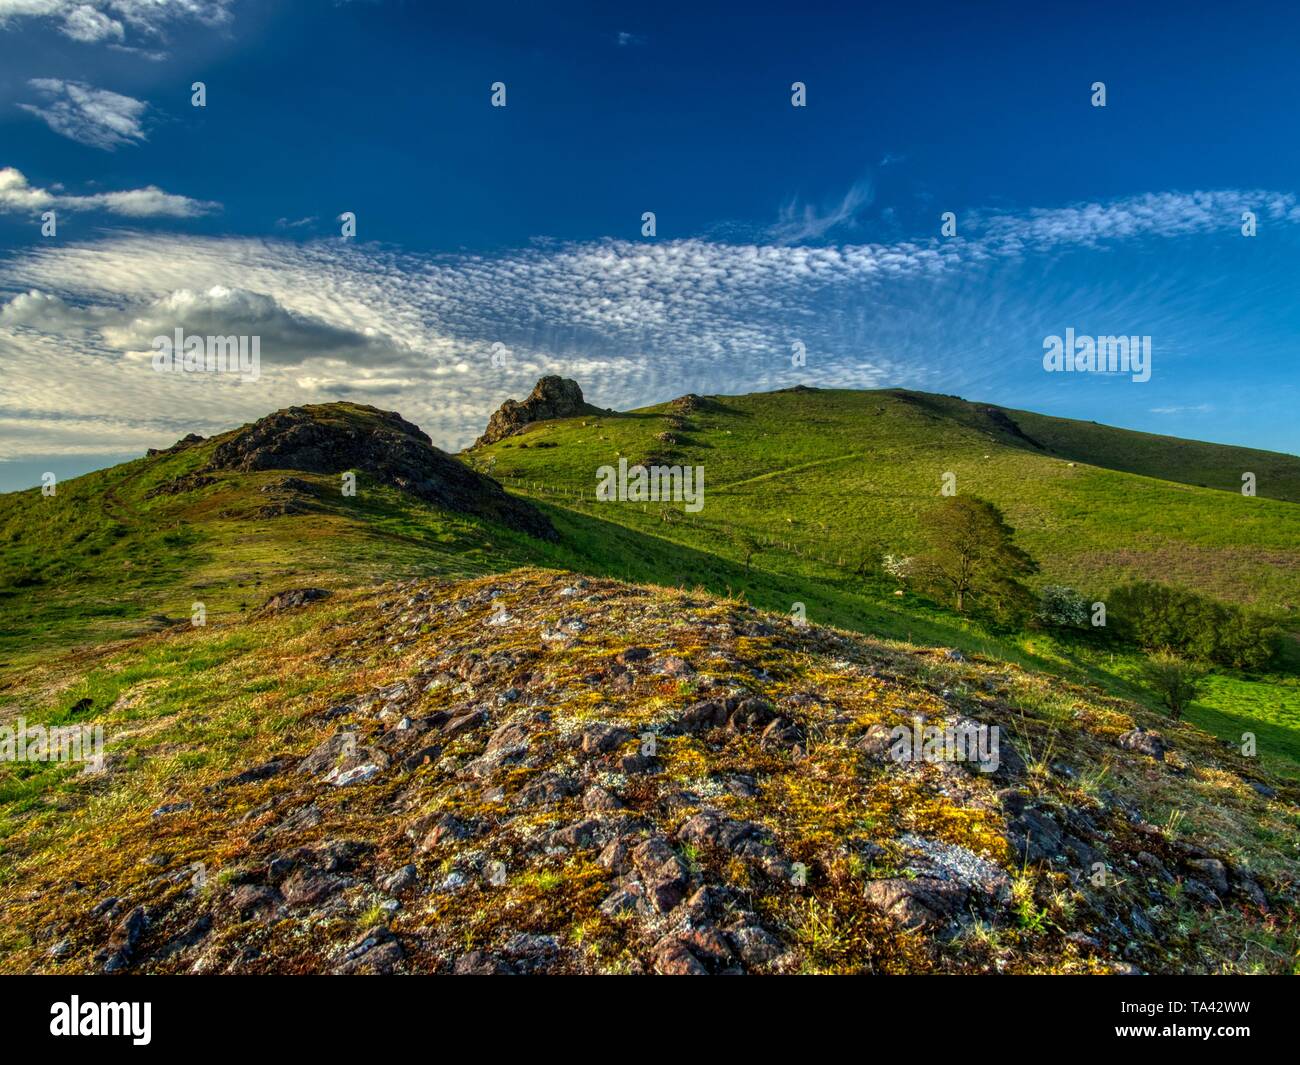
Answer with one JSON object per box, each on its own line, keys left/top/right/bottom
{"left": 1117, "top": 726, "right": 1168, "bottom": 761}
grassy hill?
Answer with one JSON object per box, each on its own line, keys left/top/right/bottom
{"left": 468, "top": 385, "right": 1300, "bottom": 778}
{"left": 3, "top": 386, "right": 1299, "bottom": 778}
{"left": 2, "top": 387, "right": 1299, "bottom": 975}
{"left": 471, "top": 387, "right": 1300, "bottom": 613}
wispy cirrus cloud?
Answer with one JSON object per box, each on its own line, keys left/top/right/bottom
{"left": 1150, "top": 403, "right": 1213, "bottom": 415}
{"left": 968, "top": 189, "right": 1300, "bottom": 252}
{"left": 18, "top": 78, "right": 149, "bottom": 150}
{"left": 769, "top": 176, "right": 876, "bottom": 243}
{"left": 0, "top": 165, "right": 219, "bottom": 218}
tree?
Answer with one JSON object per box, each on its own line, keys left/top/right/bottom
{"left": 1140, "top": 651, "right": 1204, "bottom": 720}
{"left": 731, "top": 530, "right": 763, "bottom": 574}
{"left": 911, "top": 497, "right": 1038, "bottom": 620}
{"left": 1108, "top": 581, "right": 1279, "bottom": 670}
{"left": 881, "top": 553, "right": 915, "bottom": 585}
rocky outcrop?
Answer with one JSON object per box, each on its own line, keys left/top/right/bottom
{"left": 202, "top": 403, "right": 555, "bottom": 539}
{"left": 146, "top": 432, "right": 206, "bottom": 457}
{"left": 256, "top": 587, "right": 332, "bottom": 615}
{"left": 474, "top": 376, "right": 597, "bottom": 447}
{"left": 16, "top": 569, "right": 1291, "bottom": 976}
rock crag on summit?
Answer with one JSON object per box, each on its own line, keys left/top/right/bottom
{"left": 474, "top": 376, "right": 600, "bottom": 447}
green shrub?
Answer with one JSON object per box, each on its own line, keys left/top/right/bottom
{"left": 1108, "top": 581, "right": 1280, "bottom": 670}
{"left": 1140, "top": 651, "right": 1204, "bottom": 720}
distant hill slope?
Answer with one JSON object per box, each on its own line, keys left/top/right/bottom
{"left": 1, "top": 569, "right": 1294, "bottom": 974}
{"left": 472, "top": 385, "right": 1300, "bottom": 615}
{"left": 883, "top": 390, "right": 1300, "bottom": 504}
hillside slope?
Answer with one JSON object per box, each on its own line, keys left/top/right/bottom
{"left": 0, "top": 403, "right": 558, "bottom": 670}
{"left": 888, "top": 390, "right": 1300, "bottom": 504}
{"left": 5, "top": 388, "right": 1298, "bottom": 788}
{"left": 472, "top": 386, "right": 1300, "bottom": 614}
{"left": 1, "top": 570, "right": 1294, "bottom": 974}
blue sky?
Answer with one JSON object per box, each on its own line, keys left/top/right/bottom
{"left": 1, "top": 0, "right": 1298, "bottom": 491}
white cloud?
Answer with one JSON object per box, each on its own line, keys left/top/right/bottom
{"left": 970, "top": 189, "right": 1298, "bottom": 251}
{"left": 0, "top": 0, "right": 232, "bottom": 47}
{"left": 0, "top": 187, "right": 1296, "bottom": 461}
{"left": 1150, "top": 404, "right": 1213, "bottom": 415}
{"left": 770, "top": 177, "right": 875, "bottom": 243}
{"left": 0, "top": 166, "right": 219, "bottom": 218}
{"left": 3, "top": 285, "right": 416, "bottom": 370}
{"left": 61, "top": 3, "right": 123, "bottom": 41}
{"left": 0, "top": 288, "right": 108, "bottom": 328}
{"left": 18, "top": 78, "right": 148, "bottom": 150}
{"left": 0, "top": 167, "right": 54, "bottom": 213}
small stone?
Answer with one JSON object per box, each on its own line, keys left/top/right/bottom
{"left": 581, "top": 723, "right": 633, "bottom": 754}
{"left": 281, "top": 870, "right": 344, "bottom": 907}
{"left": 1116, "top": 727, "right": 1167, "bottom": 761}
{"left": 442, "top": 709, "right": 488, "bottom": 739}
{"left": 453, "top": 950, "right": 514, "bottom": 975}
{"left": 728, "top": 924, "right": 785, "bottom": 966}
{"left": 380, "top": 864, "right": 418, "bottom": 895}
{"left": 228, "top": 884, "right": 280, "bottom": 921}
{"left": 599, "top": 883, "right": 646, "bottom": 916}
{"left": 857, "top": 723, "right": 898, "bottom": 762}
{"left": 1186, "top": 857, "right": 1229, "bottom": 896}
{"left": 583, "top": 785, "right": 625, "bottom": 812}
{"left": 657, "top": 655, "right": 694, "bottom": 677}
{"left": 327, "top": 761, "right": 383, "bottom": 787}
{"left": 862, "top": 877, "right": 967, "bottom": 929}
{"left": 296, "top": 731, "right": 357, "bottom": 776}
{"left": 437, "top": 871, "right": 467, "bottom": 893}
{"left": 598, "top": 836, "right": 635, "bottom": 874}
{"left": 419, "top": 813, "right": 477, "bottom": 851}
{"left": 652, "top": 937, "right": 708, "bottom": 975}
{"left": 550, "top": 818, "right": 603, "bottom": 849}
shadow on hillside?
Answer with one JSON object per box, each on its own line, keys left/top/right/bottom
{"left": 522, "top": 500, "right": 1136, "bottom": 686}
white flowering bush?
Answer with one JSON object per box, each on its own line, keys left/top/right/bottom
{"left": 881, "top": 553, "right": 914, "bottom": 584}
{"left": 1035, "top": 585, "right": 1090, "bottom": 629}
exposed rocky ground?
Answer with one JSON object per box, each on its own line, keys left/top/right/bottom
{"left": 201, "top": 403, "right": 555, "bottom": 539}
{"left": 474, "top": 376, "right": 602, "bottom": 447}
{"left": 3, "top": 570, "right": 1295, "bottom": 975}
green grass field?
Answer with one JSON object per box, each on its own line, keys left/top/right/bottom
{"left": 4, "top": 386, "right": 1298, "bottom": 777}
